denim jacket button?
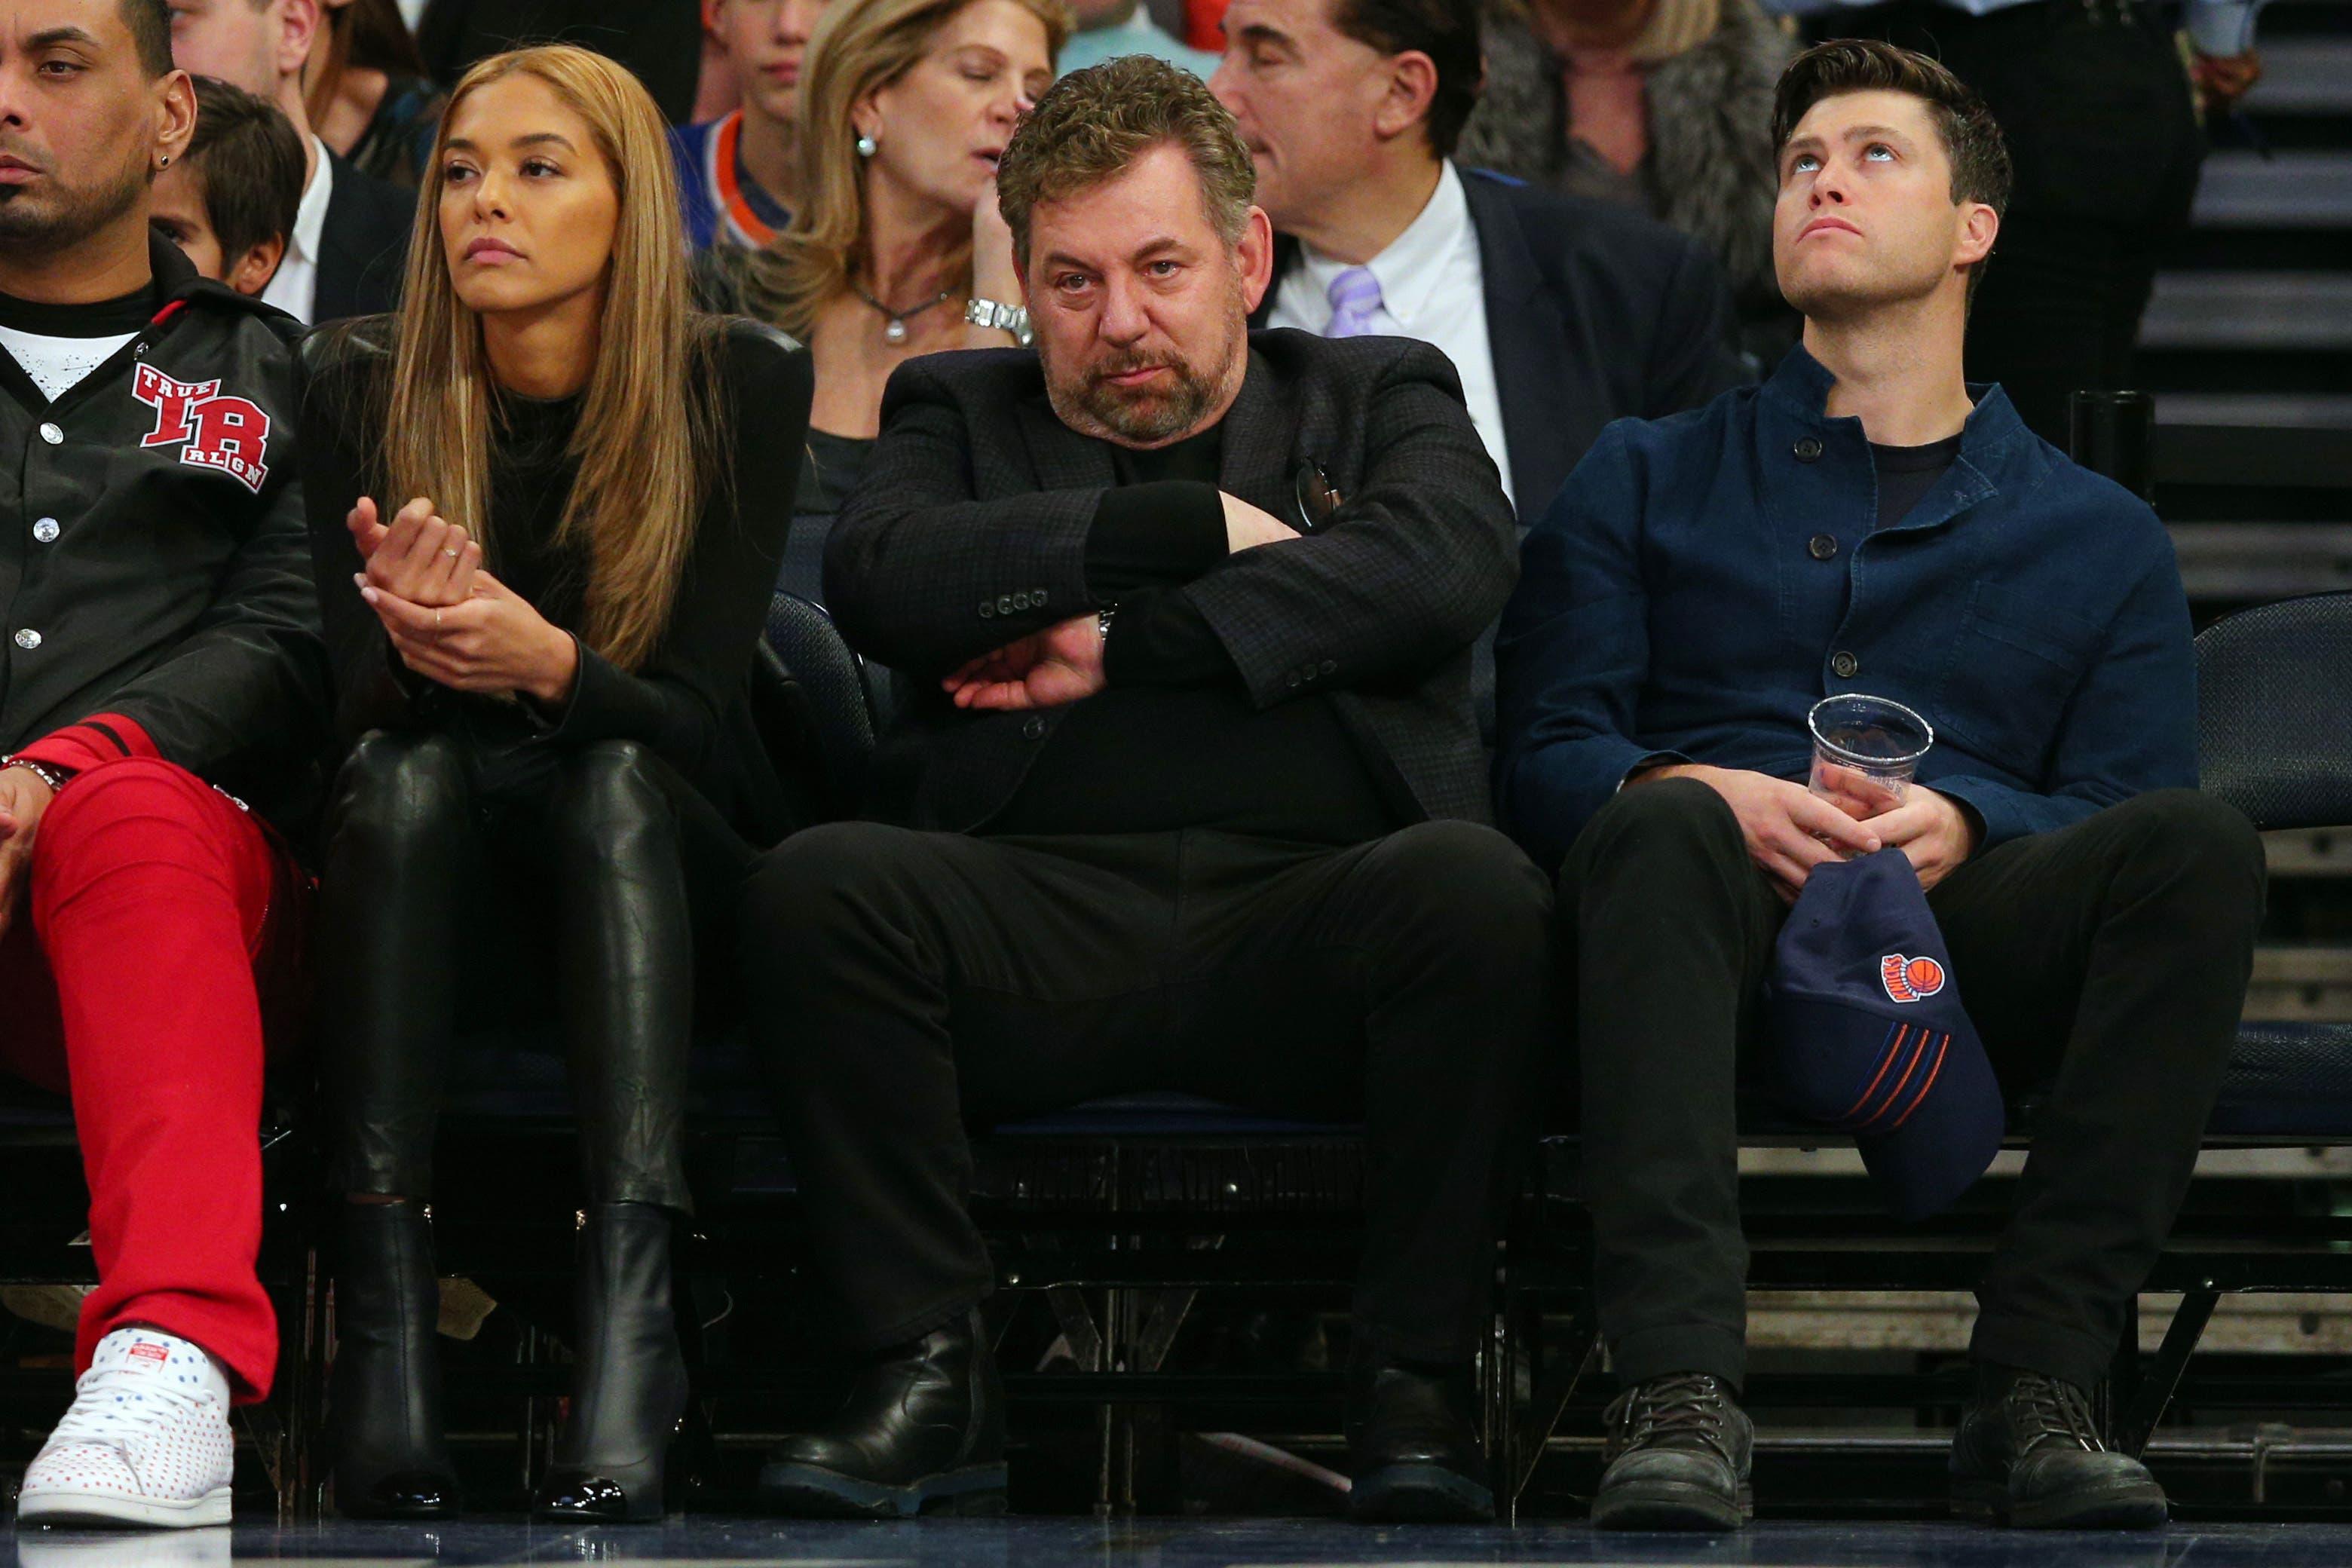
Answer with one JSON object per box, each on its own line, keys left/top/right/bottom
{"left": 1830, "top": 650, "right": 1859, "bottom": 678}
{"left": 1793, "top": 436, "right": 1824, "bottom": 462}
{"left": 1808, "top": 533, "right": 1839, "bottom": 561}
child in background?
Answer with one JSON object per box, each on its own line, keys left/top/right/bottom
{"left": 152, "top": 77, "right": 309, "bottom": 296}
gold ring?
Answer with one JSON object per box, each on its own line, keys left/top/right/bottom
{"left": 443, "top": 547, "right": 460, "bottom": 559}
{"left": 434, "top": 608, "right": 443, "bottom": 630}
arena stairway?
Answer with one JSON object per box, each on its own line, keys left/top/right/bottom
{"left": 2138, "top": 0, "right": 2352, "bottom": 436}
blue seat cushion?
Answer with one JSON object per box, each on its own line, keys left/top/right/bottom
{"left": 2206, "top": 1021, "right": 2352, "bottom": 1137}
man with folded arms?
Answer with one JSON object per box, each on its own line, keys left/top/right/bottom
{"left": 0, "top": 0, "right": 326, "bottom": 1528}
{"left": 1496, "top": 39, "right": 2267, "bottom": 1533}
{"left": 739, "top": 56, "right": 1549, "bottom": 1524}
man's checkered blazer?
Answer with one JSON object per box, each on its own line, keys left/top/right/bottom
{"left": 825, "top": 329, "right": 1519, "bottom": 831}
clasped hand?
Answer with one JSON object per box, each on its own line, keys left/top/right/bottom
{"left": 942, "top": 492, "right": 1300, "bottom": 711}
{"left": 1647, "top": 761, "right": 1977, "bottom": 901}
{"left": 347, "top": 496, "right": 579, "bottom": 706}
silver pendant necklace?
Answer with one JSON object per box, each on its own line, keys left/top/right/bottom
{"left": 851, "top": 284, "right": 954, "bottom": 345}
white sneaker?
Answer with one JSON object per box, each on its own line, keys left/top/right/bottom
{"left": 16, "top": 1328, "right": 235, "bottom": 1528}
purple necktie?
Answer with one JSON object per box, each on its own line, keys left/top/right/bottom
{"left": 1323, "top": 266, "right": 1383, "bottom": 338}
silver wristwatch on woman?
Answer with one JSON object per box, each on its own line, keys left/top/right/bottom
{"left": 966, "top": 297, "right": 1034, "bottom": 348}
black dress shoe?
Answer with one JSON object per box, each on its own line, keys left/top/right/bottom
{"left": 330, "top": 1200, "right": 463, "bottom": 1520}
{"left": 760, "top": 1307, "right": 1005, "bottom": 1519}
{"left": 531, "top": 1204, "right": 691, "bottom": 1524}
{"left": 1951, "top": 1367, "right": 2167, "bottom": 1529}
{"left": 1592, "top": 1373, "right": 1753, "bottom": 1531}
{"left": 1343, "top": 1351, "right": 1494, "bottom": 1522}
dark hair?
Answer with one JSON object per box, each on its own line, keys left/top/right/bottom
{"left": 997, "top": 56, "right": 1256, "bottom": 267}
{"left": 181, "top": 76, "right": 308, "bottom": 263}
{"left": 121, "top": 0, "right": 172, "bottom": 75}
{"left": 1772, "top": 40, "right": 2011, "bottom": 298}
{"left": 1327, "top": 0, "right": 1481, "bottom": 159}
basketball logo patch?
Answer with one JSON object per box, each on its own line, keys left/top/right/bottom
{"left": 1881, "top": 954, "right": 1946, "bottom": 1004}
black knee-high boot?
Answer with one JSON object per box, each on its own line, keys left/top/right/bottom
{"left": 329, "top": 1200, "right": 462, "bottom": 1518}
{"left": 531, "top": 1203, "right": 691, "bottom": 1522}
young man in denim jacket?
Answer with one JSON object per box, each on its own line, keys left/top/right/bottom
{"left": 1496, "top": 39, "right": 2268, "bottom": 1533}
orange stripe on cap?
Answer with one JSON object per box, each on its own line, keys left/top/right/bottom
{"left": 1838, "top": 1023, "right": 1909, "bottom": 1125}
{"left": 1881, "top": 1034, "right": 1952, "bottom": 1135}
{"left": 712, "top": 111, "right": 779, "bottom": 247}
{"left": 1856, "top": 1025, "right": 1932, "bottom": 1133}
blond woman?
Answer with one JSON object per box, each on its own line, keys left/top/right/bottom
{"left": 703, "top": 0, "right": 1068, "bottom": 511}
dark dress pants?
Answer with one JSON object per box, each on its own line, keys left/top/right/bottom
{"left": 740, "top": 820, "right": 1554, "bottom": 1362}
{"left": 1560, "top": 779, "right": 2265, "bottom": 1392}
{"left": 1840, "top": 0, "right": 2206, "bottom": 445}
{"left": 317, "top": 730, "right": 755, "bottom": 1209}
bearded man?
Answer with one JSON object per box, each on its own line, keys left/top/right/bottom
{"left": 734, "top": 54, "right": 1549, "bottom": 1525}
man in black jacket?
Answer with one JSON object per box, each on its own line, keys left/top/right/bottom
{"left": 0, "top": 0, "right": 327, "bottom": 1529}
{"left": 739, "top": 57, "right": 1550, "bottom": 1524}
{"left": 170, "top": 0, "right": 412, "bottom": 322}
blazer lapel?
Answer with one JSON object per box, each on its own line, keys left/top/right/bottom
{"left": 1217, "top": 350, "right": 1300, "bottom": 524}
{"left": 1462, "top": 167, "right": 1576, "bottom": 522}
{"left": 312, "top": 161, "right": 360, "bottom": 323}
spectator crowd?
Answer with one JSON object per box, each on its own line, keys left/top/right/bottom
{"left": 0, "top": 0, "right": 2283, "bottom": 1538}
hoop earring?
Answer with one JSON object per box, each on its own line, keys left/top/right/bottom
{"left": 855, "top": 133, "right": 877, "bottom": 158}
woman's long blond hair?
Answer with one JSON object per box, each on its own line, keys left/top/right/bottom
{"left": 726, "top": 0, "right": 1070, "bottom": 337}
{"left": 381, "top": 44, "right": 721, "bottom": 673}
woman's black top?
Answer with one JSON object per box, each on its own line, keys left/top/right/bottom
{"left": 795, "top": 427, "right": 873, "bottom": 516}
{"left": 296, "top": 315, "right": 814, "bottom": 844}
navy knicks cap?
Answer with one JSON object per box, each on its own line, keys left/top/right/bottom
{"left": 1765, "top": 847, "right": 2004, "bottom": 1222}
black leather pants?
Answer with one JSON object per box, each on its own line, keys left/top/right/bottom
{"left": 317, "top": 731, "right": 752, "bottom": 1209}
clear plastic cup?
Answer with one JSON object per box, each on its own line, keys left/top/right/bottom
{"left": 1808, "top": 694, "right": 1934, "bottom": 822}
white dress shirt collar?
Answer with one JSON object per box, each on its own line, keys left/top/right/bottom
{"left": 1291, "top": 161, "right": 1472, "bottom": 331}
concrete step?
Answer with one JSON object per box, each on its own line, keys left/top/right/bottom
{"left": 2154, "top": 392, "right": 2352, "bottom": 428}
{"left": 2193, "top": 149, "right": 2352, "bottom": 226}
{"left": 2142, "top": 272, "right": 2352, "bottom": 350}
{"left": 2245, "top": 38, "right": 2352, "bottom": 115}
{"left": 2171, "top": 523, "right": 2352, "bottom": 599}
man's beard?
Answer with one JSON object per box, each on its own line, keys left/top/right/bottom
{"left": 1043, "top": 286, "right": 1248, "bottom": 446}
{"left": 0, "top": 150, "right": 147, "bottom": 256}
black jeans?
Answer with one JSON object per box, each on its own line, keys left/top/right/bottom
{"left": 317, "top": 731, "right": 755, "bottom": 1209}
{"left": 738, "top": 820, "right": 1554, "bottom": 1362}
{"left": 1560, "top": 779, "right": 2265, "bottom": 1392}
{"left": 1839, "top": 0, "right": 2205, "bottom": 444}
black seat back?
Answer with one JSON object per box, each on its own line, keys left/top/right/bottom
{"left": 764, "top": 591, "right": 877, "bottom": 816}
{"left": 2194, "top": 591, "right": 2352, "bottom": 831}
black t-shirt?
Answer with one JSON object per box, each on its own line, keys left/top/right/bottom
{"left": 985, "top": 422, "right": 1406, "bottom": 844}
{"left": 1871, "top": 433, "right": 1964, "bottom": 531}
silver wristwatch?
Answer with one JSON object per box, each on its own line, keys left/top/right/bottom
{"left": 966, "top": 297, "right": 1034, "bottom": 348}
{"left": 2, "top": 755, "right": 71, "bottom": 793}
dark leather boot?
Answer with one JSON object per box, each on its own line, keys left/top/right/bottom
{"left": 1592, "top": 1373, "right": 1753, "bottom": 1530}
{"left": 329, "top": 1199, "right": 462, "bottom": 1519}
{"left": 1951, "top": 1366, "right": 2167, "bottom": 1529}
{"left": 531, "top": 1203, "right": 691, "bottom": 1523}
{"left": 1343, "top": 1350, "right": 1494, "bottom": 1522}
{"left": 760, "top": 1307, "right": 1005, "bottom": 1518}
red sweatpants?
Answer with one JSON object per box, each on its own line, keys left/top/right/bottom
{"left": 0, "top": 755, "right": 306, "bottom": 1404}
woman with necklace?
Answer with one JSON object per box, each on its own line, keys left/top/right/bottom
{"left": 702, "top": 0, "right": 1068, "bottom": 518}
